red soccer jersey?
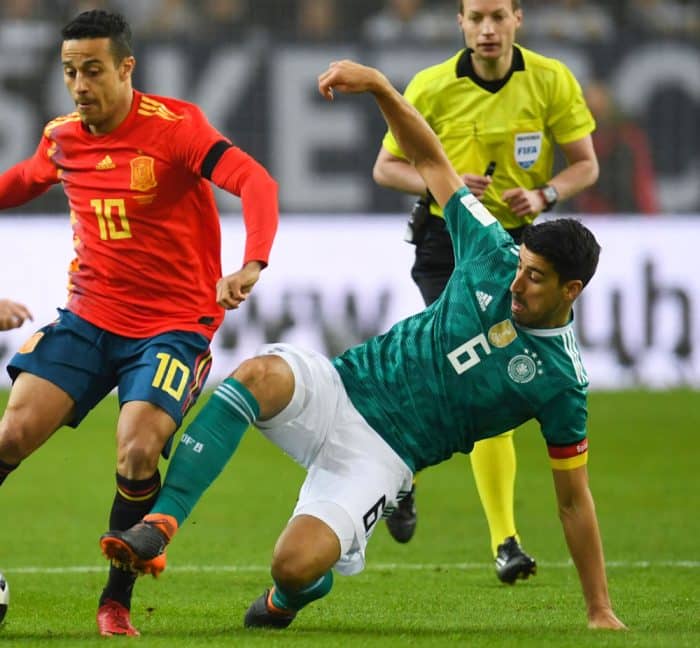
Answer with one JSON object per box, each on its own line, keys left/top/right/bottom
{"left": 7, "top": 91, "right": 261, "bottom": 339}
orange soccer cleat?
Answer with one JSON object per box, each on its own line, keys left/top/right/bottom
{"left": 100, "top": 513, "right": 178, "bottom": 577}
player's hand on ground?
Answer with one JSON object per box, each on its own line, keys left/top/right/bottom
{"left": 461, "top": 173, "right": 493, "bottom": 199}
{"left": 216, "top": 262, "right": 263, "bottom": 309}
{"left": 587, "top": 608, "right": 627, "bottom": 630}
{"left": 0, "top": 299, "right": 33, "bottom": 331}
{"left": 502, "top": 187, "right": 545, "bottom": 218}
{"left": 318, "top": 60, "right": 386, "bottom": 101}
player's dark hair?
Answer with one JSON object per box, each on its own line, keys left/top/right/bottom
{"left": 457, "top": 1, "right": 521, "bottom": 12}
{"left": 522, "top": 218, "right": 600, "bottom": 288}
{"left": 61, "top": 10, "right": 133, "bottom": 64}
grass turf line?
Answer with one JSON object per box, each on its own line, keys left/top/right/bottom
{"left": 0, "top": 389, "right": 698, "bottom": 646}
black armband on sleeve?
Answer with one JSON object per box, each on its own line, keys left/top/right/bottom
{"left": 201, "top": 140, "right": 233, "bottom": 180}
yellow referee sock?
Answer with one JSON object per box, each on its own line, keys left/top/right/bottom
{"left": 469, "top": 430, "right": 518, "bottom": 557}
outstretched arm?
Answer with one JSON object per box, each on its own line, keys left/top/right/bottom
{"left": 552, "top": 465, "right": 626, "bottom": 630}
{"left": 318, "top": 60, "right": 463, "bottom": 209}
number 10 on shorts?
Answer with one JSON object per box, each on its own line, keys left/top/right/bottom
{"left": 151, "top": 352, "right": 190, "bottom": 400}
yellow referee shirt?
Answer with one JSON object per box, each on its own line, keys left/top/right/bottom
{"left": 382, "top": 45, "right": 595, "bottom": 229}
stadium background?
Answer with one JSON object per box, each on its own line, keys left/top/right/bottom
{"left": 0, "top": 3, "right": 699, "bottom": 645}
{"left": 0, "top": 0, "right": 698, "bottom": 388}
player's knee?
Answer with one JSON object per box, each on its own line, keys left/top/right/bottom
{"left": 232, "top": 355, "right": 294, "bottom": 419}
{"left": 270, "top": 548, "right": 322, "bottom": 591}
{"left": 116, "top": 436, "right": 161, "bottom": 477}
{"left": 0, "top": 407, "right": 42, "bottom": 462}
{"left": 270, "top": 518, "right": 339, "bottom": 590}
{"left": 232, "top": 355, "right": 284, "bottom": 390}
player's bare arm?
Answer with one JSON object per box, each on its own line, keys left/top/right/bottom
{"left": 551, "top": 465, "right": 627, "bottom": 630}
{"left": 318, "top": 60, "right": 463, "bottom": 209}
{"left": 0, "top": 299, "right": 33, "bottom": 331}
{"left": 373, "top": 147, "right": 428, "bottom": 196}
{"left": 502, "top": 135, "right": 598, "bottom": 217}
{"left": 374, "top": 148, "right": 493, "bottom": 200}
{"left": 216, "top": 261, "right": 264, "bottom": 310}
{"left": 554, "top": 136, "right": 599, "bottom": 200}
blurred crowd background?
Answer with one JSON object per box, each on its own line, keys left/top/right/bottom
{"left": 1, "top": 0, "right": 699, "bottom": 214}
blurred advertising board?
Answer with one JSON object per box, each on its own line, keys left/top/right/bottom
{"left": 0, "top": 214, "right": 697, "bottom": 390}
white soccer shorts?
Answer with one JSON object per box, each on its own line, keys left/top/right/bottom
{"left": 256, "top": 343, "right": 413, "bottom": 575}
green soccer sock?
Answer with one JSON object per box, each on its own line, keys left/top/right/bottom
{"left": 152, "top": 377, "right": 259, "bottom": 525}
{"left": 271, "top": 571, "right": 334, "bottom": 612}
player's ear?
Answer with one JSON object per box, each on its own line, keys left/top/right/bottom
{"left": 119, "top": 56, "right": 136, "bottom": 81}
{"left": 563, "top": 279, "right": 583, "bottom": 303}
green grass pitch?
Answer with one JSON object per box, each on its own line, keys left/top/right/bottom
{"left": 0, "top": 389, "right": 698, "bottom": 647}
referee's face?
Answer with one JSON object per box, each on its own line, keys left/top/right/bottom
{"left": 458, "top": 0, "right": 522, "bottom": 74}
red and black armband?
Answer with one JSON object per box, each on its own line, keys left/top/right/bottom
{"left": 207, "top": 141, "right": 279, "bottom": 267}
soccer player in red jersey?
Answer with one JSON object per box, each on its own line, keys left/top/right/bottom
{"left": 0, "top": 10, "right": 278, "bottom": 636}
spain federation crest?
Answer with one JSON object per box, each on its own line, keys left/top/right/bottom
{"left": 130, "top": 155, "right": 158, "bottom": 191}
{"left": 514, "top": 132, "right": 542, "bottom": 169}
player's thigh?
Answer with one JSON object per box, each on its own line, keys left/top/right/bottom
{"left": 116, "top": 330, "right": 212, "bottom": 430}
{"left": 292, "top": 405, "right": 413, "bottom": 576}
{"left": 253, "top": 343, "right": 413, "bottom": 573}
{"left": 255, "top": 343, "right": 343, "bottom": 468}
{"left": 6, "top": 309, "right": 117, "bottom": 427}
{"left": 0, "top": 373, "right": 76, "bottom": 460}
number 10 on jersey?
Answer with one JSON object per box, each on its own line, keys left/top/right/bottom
{"left": 90, "top": 198, "right": 132, "bottom": 240}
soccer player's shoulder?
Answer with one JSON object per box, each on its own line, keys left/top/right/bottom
{"left": 42, "top": 111, "right": 82, "bottom": 137}
{"left": 136, "top": 92, "right": 204, "bottom": 126}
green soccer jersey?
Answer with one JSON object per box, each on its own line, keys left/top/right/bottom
{"left": 333, "top": 187, "right": 588, "bottom": 473}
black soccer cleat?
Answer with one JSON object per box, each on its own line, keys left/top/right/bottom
{"left": 386, "top": 484, "right": 417, "bottom": 543}
{"left": 100, "top": 514, "right": 177, "bottom": 577}
{"left": 495, "top": 536, "right": 537, "bottom": 584}
{"left": 244, "top": 589, "right": 296, "bottom": 629}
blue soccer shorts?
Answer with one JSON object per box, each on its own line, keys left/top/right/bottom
{"left": 7, "top": 309, "right": 213, "bottom": 433}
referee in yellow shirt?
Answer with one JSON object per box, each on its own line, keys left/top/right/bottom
{"left": 373, "top": 0, "right": 598, "bottom": 583}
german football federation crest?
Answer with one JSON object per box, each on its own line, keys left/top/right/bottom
{"left": 507, "top": 354, "right": 537, "bottom": 383}
{"left": 514, "top": 132, "right": 542, "bottom": 169}
{"left": 130, "top": 155, "right": 158, "bottom": 191}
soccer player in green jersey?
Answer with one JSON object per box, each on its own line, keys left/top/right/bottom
{"left": 100, "top": 60, "right": 625, "bottom": 632}
{"left": 373, "top": 0, "right": 599, "bottom": 579}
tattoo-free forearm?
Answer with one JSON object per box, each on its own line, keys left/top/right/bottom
{"left": 558, "top": 485, "right": 614, "bottom": 618}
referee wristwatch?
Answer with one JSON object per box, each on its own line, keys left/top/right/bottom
{"left": 537, "top": 184, "right": 559, "bottom": 212}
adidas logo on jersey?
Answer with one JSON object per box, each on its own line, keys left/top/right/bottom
{"left": 96, "top": 155, "right": 116, "bottom": 170}
{"left": 475, "top": 290, "right": 493, "bottom": 312}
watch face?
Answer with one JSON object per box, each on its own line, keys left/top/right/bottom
{"left": 543, "top": 185, "right": 558, "bottom": 203}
